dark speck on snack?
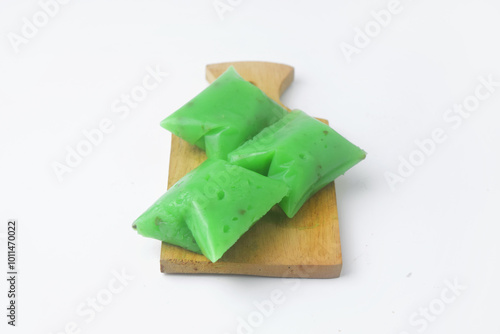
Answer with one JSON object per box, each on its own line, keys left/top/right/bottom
{"left": 323, "top": 130, "right": 329, "bottom": 136}
{"left": 239, "top": 209, "right": 246, "bottom": 215}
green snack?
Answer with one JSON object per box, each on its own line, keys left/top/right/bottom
{"left": 160, "top": 66, "right": 288, "bottom": 159}
{"left": 133, "top": 159, "right": 288, "bottom": 262}
{"left": 228, "top": 110, "right": 366, "bottom": 218}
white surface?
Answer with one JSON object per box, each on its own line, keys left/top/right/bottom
{"left": 1, "top": 0, "right": 499, "bottom": 333}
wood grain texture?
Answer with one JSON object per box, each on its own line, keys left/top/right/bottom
{"left": 160, "top": 61, "right": 342, "bottom": 278}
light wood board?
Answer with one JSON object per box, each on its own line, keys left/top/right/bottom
{"left": 160, "top": 61, "right": 342, "bottom": 278}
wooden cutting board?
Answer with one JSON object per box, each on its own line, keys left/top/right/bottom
{"left": 160, "top": 61, "right": 342, "bottom": 278}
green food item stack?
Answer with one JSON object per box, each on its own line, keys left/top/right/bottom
{"left": 134, "top": 67, "right": 366, "bottom": 263}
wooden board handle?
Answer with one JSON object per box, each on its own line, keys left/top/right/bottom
{"left": 206, "top": 61, "right": 294, "bottom": 110}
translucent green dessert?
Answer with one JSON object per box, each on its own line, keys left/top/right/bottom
{"left": 160, "top": 66, "right": 288, "bottom": 159}
{"left": 132, "top": 167, "right": 203, "bottom": 254}
{"left": 133, "top": 159, "right": 288, "bottom": 262}
{"left": 228, "top": 110, "right": 366, "bottom": 218}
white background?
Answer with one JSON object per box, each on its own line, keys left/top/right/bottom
{"left": 1, "top": 0, "right": 499, "bottom": 333}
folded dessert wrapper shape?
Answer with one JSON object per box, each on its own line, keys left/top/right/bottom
{"left": 160, "top": 66, "right": 288, "bottom": 160}
{"left": 133, "top": 159, "right": 288, "bottom": 263}
{"left": 228, "top": 110, "right": 366, "bottom": 218}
